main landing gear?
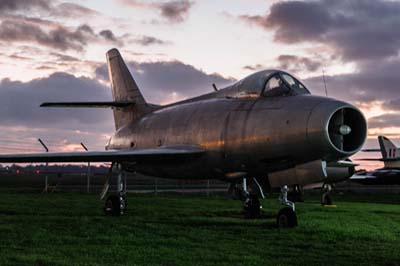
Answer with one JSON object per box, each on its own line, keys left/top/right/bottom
{"left": 238, "top": 178, "right": 297, "bottom": 227}
{"left": 241, "top": 178, "right": 262, "bottom": 219}
{"left": 277, "top": 185, "right": 298, "bottom": 228}
{"left": 287, "top": 185, "right": 304, "bottom": 203}
{"left": 321, "top": 183, "right": 334, "bottom": 206}
{"left": 103, "top": 163, "right": 127, "bottom": 216}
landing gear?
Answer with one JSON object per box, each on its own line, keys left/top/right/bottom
{"left": 277, "top": 185, "right": 298, "bottom": 228}
{"left": 228, "top": 183, "right": 243, "bottom": 200}
{"left": 103, "top": 163, "right": 127, "bottom": 216}
{"left": 241, "top": 178, "right": 262, "bottom": 219}
{"left": 104, "top": 195, "right": 122, "bottom": 216}
{"left": 321, "top": 183, "right": 333, "bottom": 206}
{"left": 287, "top": 185, "right": 304, "bottom": 202}
{"left": 244, "top": 194, "right": 261, "bottom": 219}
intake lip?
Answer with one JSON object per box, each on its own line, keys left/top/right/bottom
{"left": 306, "top": 99, "right": 368, "bottom": 160}
{"left": 325, "top": 106, "right": 367, "bottom": 155}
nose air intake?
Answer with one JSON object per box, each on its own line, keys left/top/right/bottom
{"left": 327, "top": 107, "right": 367, "bottom": 153}
{"left": 307, "top": 100, "right": 367, "bottom": 158}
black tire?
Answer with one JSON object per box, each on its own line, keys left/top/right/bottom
{"left": 104, "top": 195, "right": 121, "bottom": 216}
{"left": 321, "top": 193, "right": 333, "bottom": 206}
{"left": 244, "top": 194, "right": 261, "bottom": 219}
{"left": 276, "top": 207, "right": 298, "bottom": 228}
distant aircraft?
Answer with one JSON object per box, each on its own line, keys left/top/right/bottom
{"left": 0, "top": 48, "right": 367, "bottom": 227}
{"left": 353, "top": 136, "right": 400, "bottom": 185}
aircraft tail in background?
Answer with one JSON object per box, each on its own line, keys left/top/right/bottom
{"left": 361, "top": 136, "right": 400, "bottom": 168}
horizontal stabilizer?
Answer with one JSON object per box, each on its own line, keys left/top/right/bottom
{"left": 40, "top": 102, "right": 135, "bottom": 108}
{"left": 0, "top": 146, "right": 205, "bottom": 163}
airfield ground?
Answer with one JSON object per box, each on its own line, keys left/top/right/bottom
{"left": 0, "top": 191, "right": 399, "bottom": 266}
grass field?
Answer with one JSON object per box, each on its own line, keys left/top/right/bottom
{"left": 0, "top": 191, "right": 399, "bottom": 266}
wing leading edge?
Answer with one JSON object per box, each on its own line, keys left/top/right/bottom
{"left": 0, "top": 146, "right": 205, "bottom": 163}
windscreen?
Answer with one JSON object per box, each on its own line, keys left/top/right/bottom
{"left": 263, "top": 73, "right": 310, "bottom": 97}
{"left": 281, "top": 74, "right": 310, "bottom": 95}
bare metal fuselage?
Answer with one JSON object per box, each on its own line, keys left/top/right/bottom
{"left": 107, "top": 94, "right": 363, "bottom": 182}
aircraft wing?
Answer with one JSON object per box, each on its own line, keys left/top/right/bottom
{"left": 0, "top": 146, "right": 205, "bottom": 163}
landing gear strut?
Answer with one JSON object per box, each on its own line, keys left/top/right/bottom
{"left": 287, "top": 185, "right": 304, "bottom": 202}
{"left": 104, "top": 163, "right": 127, "bottom": 216}
{"left": 242, "top": 178, "right": 262, "bottom": 219}
{"left": 321, "top": 183, "right": 333, "bottom": 206}
{"left": 276, "top": 185, "right": 298, "bottom": 228}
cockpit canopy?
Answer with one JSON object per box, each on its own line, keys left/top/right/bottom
{"left": 226, "top": 70, "right": 310, "bottom": 98}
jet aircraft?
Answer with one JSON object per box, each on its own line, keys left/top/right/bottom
{"left": 0, "top": 49, "right": 367, "bottom": 227}
{"left": 353, "top": 136, "right": 400, "bottom": 185}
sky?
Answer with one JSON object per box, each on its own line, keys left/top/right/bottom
{"left": 1, "top": 0, "right": 400, "bottom": 169}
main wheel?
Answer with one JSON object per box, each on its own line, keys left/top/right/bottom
{"left": 321, "top": 193, "right": 333, "bottom": 206}
{"left": 244, "top": 194, "right": 261, "bottom": 219}
{"left": 276, "top": 207, "right": 298, "bottom": 228}
{"left": 104, "top": 195, "right": 121, "bottom": 216}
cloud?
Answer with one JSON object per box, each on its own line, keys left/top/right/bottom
{"left": 50, "top": 3, "right": 100, "bottom": 18}
{"left": 99, "top": 30, "right": 119, "bottom": 42}
{"left": 239, "top": 0, "right": 400, "bottom": 62}
{"left": 49, "top": 52, "right": 80, "bottom": 63}
{"left": 0, "top": 18, "right": 123, "bottom": 51}
{"left": 383, "top": 99, "right": 400, "bottom": 112}
{"left": 95, "top": 59, "right": 235, "bottom": 103}
{"left": 0, "top": 0, "right": 50, "bottom": 14}
{"left": 118, "top": 0, "right": 194, "bottom": 23}
{"left": 368, "top": 114, "right": 400, "bottom": 129}
{"left": 0, "top": 72, "right": 115, "bottom": 151}
{"left": 277, "top": 55, "right": 322, "bottom": 72}
{"left": 0, "top": 73, "right": 113, "bottom": 129}
{"left": 304, "top": 59, "right": 400, "bottom": 104}
{"left": 243, "top": 64, "right": 264, "bottom": 71}
{"left": 0, "top": 0, "right": 99, "bottom": 19}
{"left": 0, "top": 20, "right": 95, "bottom": 51}
{"left": 134, "top": 35, "right": 170, "bottom": 46}
{"left": 0, "top": 0, "right": 116, "bottom": 52}
{"left": 158, "top": 0, "right": 193, "bottom": 23}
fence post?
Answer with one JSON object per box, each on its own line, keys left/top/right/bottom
{"left": 38, "top": 139, "right": 49, "bottom": 192}
{"left": 80, "top": 143, "right": 90, "bottom": 193}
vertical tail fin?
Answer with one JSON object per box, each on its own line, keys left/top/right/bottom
{"left": 378, "top": 136, "right": 398, "bottom": 159}
{"left": 107, "top": 48, "right": 148, "bottom": 130}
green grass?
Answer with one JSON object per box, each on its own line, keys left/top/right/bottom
{"left": 0, "top": 191, "right": 399, "bottom": 266}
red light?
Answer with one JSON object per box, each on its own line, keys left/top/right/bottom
{"left": 16, "top": 169, "right": 21, "bottom": 174}
{"left": 35, "top": 170, "right": 40, "bottom": 174}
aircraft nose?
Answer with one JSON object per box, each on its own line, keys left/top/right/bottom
{"left": 307, "top": 100, "right": 367, "bottom": 159}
